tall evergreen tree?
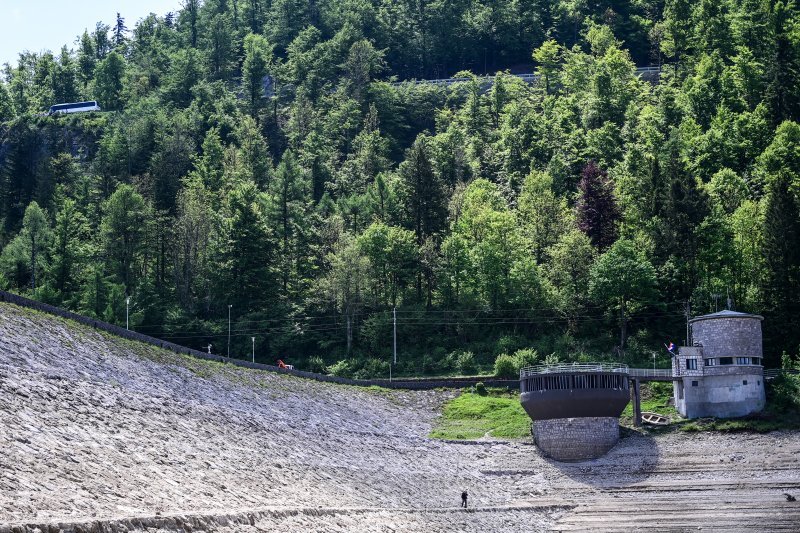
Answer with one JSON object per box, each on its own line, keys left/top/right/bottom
{"left": 113, "top": 13, "right": 128, "bottom": 48}
{"left": 576, "top": 161, "right": 620, "bottom": 251}
{"left": 398, "top": 134, "right": 446, "bottom": 245}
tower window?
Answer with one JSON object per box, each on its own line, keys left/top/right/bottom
{"left": 686, "top": 358, "right": 698, "bottom": 370}
{"left": 743, "top": 380, "right": 748, "bottom": 385}
{"left": 736, "top": 357, "right": 750, "bottom": 365}
{"left": 692, "top": 380, "right": 699, "bottom": 387}
{"left": 719, "top": 357, "right": 734, "bottom": 365}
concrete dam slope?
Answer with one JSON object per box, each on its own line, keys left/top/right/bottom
{"left": 1, "top": 303, "right": 799, "bottom": 532}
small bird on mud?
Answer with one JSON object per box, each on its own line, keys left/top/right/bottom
{"left": 785, "top": 493, "right": 796, "bottom": 502}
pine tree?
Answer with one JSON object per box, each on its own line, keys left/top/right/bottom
{"left": 762, "top": 171, "right": 800, "bottom": 355}
{"left": 183, "top": 0, "right": 200, "bottom": 48}
{"left": 113, "top": 13, "right": 127, "bottom": 48}
{"left": 77, "top": 31, "right": 96, "bottom": 94}
{"left": 93, "top": 51, "right": 126, "bottom": 110}
{"left": 242, "top": 33, "right": 271, "bottom": 115}
{"left": 398, "top": 134, "right": 446, "bottom": 245}
{"left": 225, "top": 182, "right": 275, "bottom": 312}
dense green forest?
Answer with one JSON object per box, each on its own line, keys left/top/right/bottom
{"left": 1, "top": 0, "right": 800, "bottom": 377}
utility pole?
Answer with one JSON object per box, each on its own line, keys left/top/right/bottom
{"left": 252, "top": 337, "right": 255, "bottom": 363}
{"left": 227, "top": 304, "right": 232, "bottom": 358}
{"left": 393, "top": 307, "right": 397, "bottom": 366}
{"left": 126, "top": 296, "right": 130, "bottom": 330}
{"left": 392, "top": 307, "right": 397, "bottom": 382}
{"left": 684, "top": 300, "right": 691, "bottom": 346}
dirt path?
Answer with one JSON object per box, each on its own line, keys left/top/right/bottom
{"left": 1, "top": 303, "right": 798, "bottom": 532}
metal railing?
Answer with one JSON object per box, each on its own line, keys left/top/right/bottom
{"left": 628, "top": 368, "right": 674, "bottom": 378}
{"left": 521, "top": 363, "right": 795, "bottom": 382}
{"left": 764, "top": 368, "right": 800, "bottom": 380}
{"left": 520, "top": 363, "right": 628, "bottom": 378}
{"left": 391, "top": 66, "right": 661, "bottom": 88}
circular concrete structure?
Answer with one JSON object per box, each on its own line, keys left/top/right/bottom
{"left": 674, "top": 311, "right": 766, "bottom": 419}
{"left": 532, "top": 417, "right": 621, "bottom": 462}
{"left": 520, "top": 364, "right": 630, "bottom": 461}
{"left": 690, "top": 310, "right": 764, "bottom": 360}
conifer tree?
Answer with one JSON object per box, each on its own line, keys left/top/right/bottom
{"left": 576, "top": 161, "right": 619, "bottom": 251}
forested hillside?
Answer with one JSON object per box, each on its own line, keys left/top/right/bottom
{"left": 1, "top": 0, "right": 799, "bottom": 376}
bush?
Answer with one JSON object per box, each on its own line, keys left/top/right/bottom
{"left": 353, "top": 358, "right": 390, "bottom": 379}
{"left": 327, "top": 359, "right": 353, "bottom": 377}
{"left": 455, "top": 351, "right": 477, "bottom": 374}
{"left": 766, "top": 373, "right": 800, "bottom": 412}
{"left": 475, "top": 382, "right": 487, "bottom": 395}
{"left": 513, "top": 348, "right": 539, "bottom": 369}
{"left": 494, "top": 354, "right": 518, "bottom": 378}
{"left": 423, "top": 347, "right": 448, "bottom": 375}
{"left": 307, "top": 356, "right": 327, "bottom": 374}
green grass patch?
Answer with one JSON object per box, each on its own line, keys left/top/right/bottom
{"left": 620, "top": 381, "right": 681, "bottom": 427}
{"left": 429, "top": 388, "right": 530, "bottom": 440}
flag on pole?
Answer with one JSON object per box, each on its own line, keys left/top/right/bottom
{"left": 664, "top": 342, "right": 676, "bottom": 355}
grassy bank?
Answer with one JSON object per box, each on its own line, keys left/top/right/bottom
{"left": 429, "top": 387, "right": 530, "bottom": 440}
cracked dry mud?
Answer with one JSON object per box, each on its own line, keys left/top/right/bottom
{"left": 1, "top": 302, "right": 799, "bottom": 532}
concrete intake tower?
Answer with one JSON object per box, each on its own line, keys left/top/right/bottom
{"left": 520, "top": 364, "right": 630, "bottom": 461}
{"left": 673, "top": 310, "right": 766, "bottom": 418}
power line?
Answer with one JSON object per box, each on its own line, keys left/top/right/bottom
{"left": 140, "top": 310, "right": 688, "bottom": 341}
{"left": 131, "top": 299, "right": 690, "bottom": 332}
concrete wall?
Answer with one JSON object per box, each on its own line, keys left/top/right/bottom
{"left": 674, "top": 314, "right": 766, "bottom": 419}
{"left": 675, "top": 373, "right": 765, "bottom": 418}
{"left": 692, "top": 316, "right": 763, "bottom": 359}
{"left": 532, "top": 417, "right": 619, "bottom": 462}
{"left": 0, "top": 290, "right": 518, "bottom": 391}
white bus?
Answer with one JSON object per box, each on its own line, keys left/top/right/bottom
{"left": 48, "top": 101, "right": 102, "bottom": 115}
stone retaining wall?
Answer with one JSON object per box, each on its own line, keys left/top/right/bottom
{"left": 0, "top": 290, "right": 518, "bottom": 391}
{"left": 533, "top": 417, "right": 619, "bottom": 461}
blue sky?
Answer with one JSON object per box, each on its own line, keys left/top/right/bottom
{"left": 0, "top": 1, "right": 181, "bottom": 67}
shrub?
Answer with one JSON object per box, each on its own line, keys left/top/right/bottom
{"left": 307, "top": 356, "right": 327, "bottom": 374}
{"left": 513, "top": 348, "right": 539, "bottom": 369}
{"left": 455, "top": 351, "right": 477, "bottom": 374}
{"left": 354, "top": 358, "right": 390, "bottom": 379}
{"left": 423, "top": 347, "right": 448, "bottom": 375}
{"left": 494, "top": 353, "right": 518, "bottom": 378}
{"left": 475, "top": 382, "right": 487, "bottom": 395}
{"left": 327, "top": 359, "right": 353, "bottom": 377}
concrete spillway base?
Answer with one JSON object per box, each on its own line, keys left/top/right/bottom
{"left": 533, "top": 417, "right": 619, "bottom": 462}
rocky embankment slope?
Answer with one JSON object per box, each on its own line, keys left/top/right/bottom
{"left": 1, "top": 302, "right": 799, "bottom": 532}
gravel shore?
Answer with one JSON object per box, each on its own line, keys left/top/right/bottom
{"left": 1, "top": 303, "right": 798, "bottom": 532}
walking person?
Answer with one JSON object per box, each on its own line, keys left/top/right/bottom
{"left": 461, "top": 490, "right": 468, "bottom": 508}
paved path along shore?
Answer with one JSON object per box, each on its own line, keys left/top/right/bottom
{"left": 1, "top": 303, "right": 798, "bottom": 531}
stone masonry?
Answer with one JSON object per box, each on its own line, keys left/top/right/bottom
{"left": 532, "top": 417, "right": 619, "bottom": 462}
{"left": 673, "top": 311, "right": 766, "bottom": 419}
{"left": 691, "top": 311, "right": 763, "bottom": 359}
